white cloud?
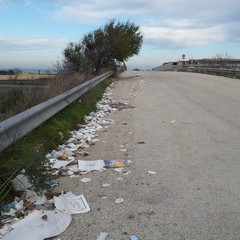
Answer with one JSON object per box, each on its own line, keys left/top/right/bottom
{"left": 142, "top": 24, "right": 227, "bottom": 48}
{"left": 50, "top": 0, "right": 240, "bottom": 48}
{"left": 52, "top": 0, "right": 240, "bottom": 24}
{"left": 0, "top": 36, "right": 68, "bottom": 51}
{"left": 53, "top": 1, "right": 124, "bottom": 24}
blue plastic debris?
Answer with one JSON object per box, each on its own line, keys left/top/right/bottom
{"left": 0, "top": 202, "right": 15, "bottom": 211}
{"left": 129, "top": 236, "right": 139, "bottom": 240}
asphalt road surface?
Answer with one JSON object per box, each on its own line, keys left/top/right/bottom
{"left": 57, "top": 71, "right": 240, "bottom": 240}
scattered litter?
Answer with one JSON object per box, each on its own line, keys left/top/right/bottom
{"left": 170, "top": 120, "right": 176, "bottom": 123}
{"left": 100, "top": 196, "right": 108, "bottom": 200}
{"left": 120, "top": 148, "right": 127, "bottom": 152}
{"left": 102, "top": 184, "right": 110, "bottom": 188}
{"left": 43, "top": 84, "right": 120, "bottom": 176}
{"left": 78, "top": 159, "right": 130, "bottom": 171}
{"left": 48, "top": 158, "right": 74, "bottom": 170}
{"left": 129, "top": 235, "right": 139, "bottom": 240}
{"left": 77, "top": 151, "right": 90, "bottom": 156}
{"left": 11, "top": 174, "right": 32, "bottom": 191}
{"left": 0, "top": 225, "right": 13, "bottom": 237}
{"left": 148, "top": 171, "right": 156, "bottom": 175}
{"left": 124, "top": 170, "right": 132, "bottom": 175}
{"left": 115, "top": 177, "right": 123, "bottom": 181}
{"left": 97, "top": 232, "right": 108, "bottom": 240}
{"left": 41, "top": 214, "right": 48, "bottom": 221}
{"left": 14, "top": 200, "right": 23, "bottom": 210}
{"left": 114, "top": 168, "right": 124, "bottom": 173}
{"left": 25, "top": 190, "right": 47, "bottom": 205}
{"left": 104, "top": 160, "right": 130, "bottom": 168}
{"left": 67, "top": 171, "right": 74, "bottom": 176}
{"left": 80, "top": 171, "right": 90, "bottom": 175}
{"left": 115, "top": 198, "right": 124, "bottom": 204}
{"left": 119, "top": 145, "right": 128, "bottom": 152}
{"left": 92, "top": 138, "right": 100, "bottom": 142}
{"left": 78, "top": 160, "right": 105, "bottom": 171}
{"left": 54, "top": 192, "right": 90, "bottom": 214}
{"left": 0, "top": 80, "right": 136, "bottom": 239}
{"left": 69, "top": 175, "right": 79, "bottom": 178}
{"left": 67, "top": 164, "right": 80, "bottom": 173}
{"left": 1, "top": 210, "right": 71, "bottom": 240}
{"left": 45, "top": 181, "right": 58, "bottom": 188}
{"left": 2, "top": 208, "right": 16, "bottom": 217}
{"left": 80, "top": 177, "right": 91, "bottom": 183}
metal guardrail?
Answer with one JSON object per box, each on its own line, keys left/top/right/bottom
{"left": 178, "top": 67, "right": 240, "bottom": 75}
{"left": 153, "top": 64, "right": 240, "bottom": 76}
{"left": 0, "top": 71, "right": 113, "bottom": 152}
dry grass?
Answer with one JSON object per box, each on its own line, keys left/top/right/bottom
{"left": 0, "top": 73, "right": 55, "bottom": 81}
{"left": 0, "top": 72, "right": 90, "bottom": 121}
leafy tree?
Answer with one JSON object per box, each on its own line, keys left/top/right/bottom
{"left": 105, "top": 19, "right": 143, "bottom": 63}
{"left": 63, "top": 42, "right": 90, "bottom": 73}
{"left": 62, "top": 19, "right": 143, "bottom": 74}
{"left": 83, "top": 29, "right": 109, "bottom": 74}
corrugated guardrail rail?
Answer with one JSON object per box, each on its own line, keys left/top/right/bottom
{"left": 0, "top": 71, "right": 113, "bottom": 152}
{"left": 178, "top": 67, "right": 240, "bottom": 75}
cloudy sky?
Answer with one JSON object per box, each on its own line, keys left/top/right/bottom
{"left": 1, "top": 0, "right": 240, "bottom": 70}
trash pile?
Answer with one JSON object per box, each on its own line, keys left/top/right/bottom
{"left": 0, "top": 82, "right": 133, "bottom": 240}
{"left": 44, "top": 85, "right": 118, "bottom": 176}
{"left": 0, "top": 190, "right": 89, "bottom": 240}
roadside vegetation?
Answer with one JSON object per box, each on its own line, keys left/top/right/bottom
{"left": 0, "top": 73, "right": 89, "bottom": 121}
{"left": 0, "top": 77, "right": 112, "bottom": 204}
{"left": 0, "top": 19, "right": 143, "bottom": 121}
{"left": 0, "top": 19, "right": 143, "bottom": 204}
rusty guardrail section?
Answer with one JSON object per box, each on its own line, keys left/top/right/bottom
{"left": 0, "top": 71, "right": 113, "bottom": 152}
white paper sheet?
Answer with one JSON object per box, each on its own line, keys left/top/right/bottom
{"left": 96, "top": 232, "right": 108, "bottom": 240}
{"left": 49, "top": 158, "right": 74, "bottom": 169}
{"left": 2, "top": 210, "right": 71, "bottom": 240}
{"left": 78, "top": 160, "right": 105, "bottom": 171}
{"left": 54, "top": 192, "right": 90, "bottom": 214}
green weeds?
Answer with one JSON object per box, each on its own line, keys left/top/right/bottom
{"left": 0, "top": 77, "right": 112, "bottom": 204}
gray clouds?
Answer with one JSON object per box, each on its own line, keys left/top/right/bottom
{"left": 52, "top": 0, "right": 240, "bottom": 48}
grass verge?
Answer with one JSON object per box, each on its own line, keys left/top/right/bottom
{"left": 0, "top": 77, "right": 112, "bottom": 204}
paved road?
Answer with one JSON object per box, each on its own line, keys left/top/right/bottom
{"left": 58, "top": 71, "right": 240, "bottom": 240}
